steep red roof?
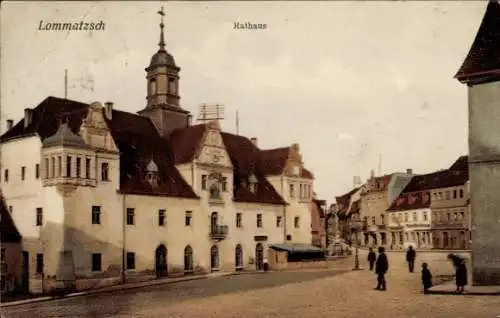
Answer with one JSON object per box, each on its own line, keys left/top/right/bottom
{"left": 0, "top": 97, "right": 198, "bottom": 199}
{"left": 387, "top": 191, "right": 431, "bottom": 212}
{"left": 169, "top": 124, "right": 207, "bottom": 164}
{"left": 221, "top": 133, "right": 287, "bottom": 205}
{"left": 260, "top": 147, "right": 289, "bottom": 175}
{"left": 259, "top": 147, "right": 314, "bottom": 179}
{"left": 449, "top": 155, "right": 468, "bottom": 172}
{"left": 456, "top": 1, "right": 500, "bottom": 84}
{"left": 0, "top": 193, "right": 21, "bottom": 243}
{"left": 335, "top": 186, "right": 361, "bottom": 214}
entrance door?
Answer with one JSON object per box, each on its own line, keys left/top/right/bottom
{"left": 155, "top": 245, "right": 167, "bottom": 278}
{"left": 255, "top": 243, "right": 263, "bottom": 270}
{"left": 21, "top": 251, "right": 29, "bottom": 292}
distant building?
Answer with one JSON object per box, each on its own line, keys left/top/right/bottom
{"left": 360, "top": 169, "right": 414, "bottom": 247}
{"left": 310, "top": 196, "right": 326, "bottom": 248}
{"left": 386, "top": 188, "right": 432, "bottom": 250}
{"left": 335, "top": 185, "right": 363, "bottom": 243}
{"left": 0, "top": 191, "right": 22, "bottom": 295}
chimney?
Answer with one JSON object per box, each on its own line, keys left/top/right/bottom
{"left": 187, "top": 114, "right": 193, "bottom": 127}
{"left": 104, "top": 102, "right": 113, "bottom": 120}
{"left": 406, "top": 168, "right": 413, "bottom": 175}
{"left": 370, "top": 169, "right": 375, "bottom": 178}
{"left": 6, "top": 119, "right": 13, "bottom": 130}
{"left": 250, "top": 137, "right": 258, "bottom": 147}
{"left": 24, "top": 108, "right": 33, "bottom": 128}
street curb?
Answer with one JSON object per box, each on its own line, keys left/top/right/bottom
{"left": 0, "top": 273, "right": 232, "bottom": 308}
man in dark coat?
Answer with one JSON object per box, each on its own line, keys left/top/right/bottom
{"left": 375, "top": 246, "right": 388, "bottom": 291}
{"left": 367, "top": 248, "right": 376, "bottom": 271}
{"left": 406, "top": 245, "right": 416, "bottom": 273}
{"left": 448, "top": 253, "right": 468, "bottom": 293}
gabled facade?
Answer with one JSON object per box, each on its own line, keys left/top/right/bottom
{"left": 386, "top": 188, "right": 432, "bottom": 250}
{"left": 310, "top": 197, "right": 326, "bottom": 248}
{"left": 359, "top": 169, "right": 414, "bottom": 247}
{"left": 0, "top": 8, "right": 316, "bottom": 293}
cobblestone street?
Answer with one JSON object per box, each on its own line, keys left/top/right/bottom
{"left": 2, "top": 251, "right": 499, "bottom": 318}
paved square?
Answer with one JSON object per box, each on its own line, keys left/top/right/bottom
{"left": 2, "top": 251, "right": 499, "bottom": 318}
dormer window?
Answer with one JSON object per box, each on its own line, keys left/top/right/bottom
{"left": 248, "top": 174, "right": 258, "bottom": 194}
{"left": 145, "top": 159, "right": 159, "bottom": 188}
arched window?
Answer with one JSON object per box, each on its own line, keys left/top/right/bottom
{"left": 211, "top": 212, "right": 218, "bottom": 233}
{"left": 235, "top": 244, "right": 243, "bottom": 269}
{"left": 168, "top": 77, "right": 176, "bottom": 94}
{"left": 210, "top": 245, "right": 219, "bottom": 271}
{"left": 150, "top": 78, "right": 157, "bottom": 95}
{"left": 184, "top": 245, "right": 193, "bottom": 272}
{"left": 208, "top": 173, "right": 222, "bottom": 199}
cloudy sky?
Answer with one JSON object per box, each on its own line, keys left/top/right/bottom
{"left": 0, "top": 1, "right": 487, "bottom": 203}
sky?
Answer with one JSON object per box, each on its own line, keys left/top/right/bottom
{"left": 0, "top": 1, "right": 487, "bottom": 204}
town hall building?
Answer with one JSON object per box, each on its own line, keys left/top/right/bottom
{"left": 0, "top": 9, "right": 315, "bottom": 293}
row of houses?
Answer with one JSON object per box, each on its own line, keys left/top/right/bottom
{"left": 335, "top": 155, "right": 470, "bottom": 250}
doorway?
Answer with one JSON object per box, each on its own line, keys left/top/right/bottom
{"left": 21, "top": 251, "right": 29, "bottom": 292}
{"left": 155, "top": 244, "right": 168, "bottom": 278}
{"left": 255, "top": 243, "right": 263, "bottom": 270}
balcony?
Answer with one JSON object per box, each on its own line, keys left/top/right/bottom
{"left": 210, "top": 225, "right": 228, "bottom": 240}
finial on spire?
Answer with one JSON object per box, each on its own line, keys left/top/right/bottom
{"left": 157, "top": 6, "right": 166, "bottom": 50}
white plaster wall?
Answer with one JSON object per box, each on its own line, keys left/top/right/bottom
{"left": 124, "top": 195, "right": 205, "bottom": 273}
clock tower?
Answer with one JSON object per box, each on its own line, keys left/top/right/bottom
{"left": 138, "top": 6, "right": 192, "bottom": 138}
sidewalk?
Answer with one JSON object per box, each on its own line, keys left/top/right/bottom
{"left": 358, "top": 247, "right": 471, "bottom": 253}
{"left": 0, "top": 271, "right": 246, "bottom": 308}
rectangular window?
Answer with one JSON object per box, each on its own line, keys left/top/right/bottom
{"left": 276, "top": 215, "right": 282, "bottom": 227}
{"left": 85, "top": 159, "right": 91, "bottom": 179}
{"left": 294, "top": 216, "right": 300, "bottom": 228}
{"left": 201, "top": 175, "right": 207, "bottom": 190}
{"left": 126, "top": 208, "right": 135, "bottom": 225}
{"left": 101, "top": 162, "right": 109, "bottom": 181}
{"left": 126, "top": 252, "right": 135, "bottom": 270}
{"left": 44, "top": 158, "right": 49, "bottom": 178}
{"left": 404, "top": 213, "right": 409, "bottom": 222}
{"left": 371, "top": 216, "right": 376, "bottom": 225}
{"left": 445, "top": 191, "right": 450, "bottom": 200}
{"left": 158, "top": 209, "right": 166, "bottom": 226}
{"left": 459, "top": 189, "right": 464, "bottom": 198}
{"left": 51, "top": 157, "right": 55, "bottom": 178}
{"left": 236, "top": 213, "right": 242, "bottom": 228}
{"left": 76, "top": 158, "right": 81, "bottom": 178}
{"left": 66, "top": 156, "right": 72, "bottom": 177}
{"left": 4, "top": 169, "right": 8, "bottom": 182}
{"left": 57, "top": 156, "right": 62, "bottom": 177}
{"left": 222, "top": 177, "right": 227, "bottom": 192}
{"left": 289, "top": 184, "right": 295, "bottom": 198}
{"left": 21, "top": 166, "right": 26, "bottom": 180}
{"left": 92, "top": 206, "right": 101, "bottom": 225}
{"left": 453, "top": 190, "right": 457, "bottom": 199}
{"left": 413, "top": 212, "right": 417, "bottom": 222}
{"left": 36, "top": 207, "right": 43, "bottom": 226}
{"left": 35, "top": 164, "right": 40, "bottom": 179}
{"left": 256, "top": 214, "right": 263, "bottom": 228}
{"left": 423, "top": 212, "right": 428, "bottom": 221}
{"left": 91, "top": 253, "right": 102, "bottom": 272}
{"left": 36, "top": 254, "right": 44, "bottom": 274}
{"left": 0, "top": 248, "right": 5, "bottom": 262}
{"left": 380, "top": 215, "right": 385, "bottom": 225}
{"left": 185, "top": 211, "right": 192, "bottom": 226}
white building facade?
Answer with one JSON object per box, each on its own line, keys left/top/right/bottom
{"left": 0, "top": 11, "right": 315, "bottom": 294}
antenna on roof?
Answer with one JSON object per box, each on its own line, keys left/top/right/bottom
{"left": 64, "top": 69, "right": 68, "bottom": 99}
{"left": 197, "top": 103, "right": 225, "bottom": 123}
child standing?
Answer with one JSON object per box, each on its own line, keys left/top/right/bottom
{"left": 421, "top": 262, "right": 433, "bottom": 294}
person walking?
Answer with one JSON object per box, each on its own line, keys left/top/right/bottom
{"left": 263, "top": 257, "right": 269, "bottom": 272}
{"left": 448, "top": 253, "right": 468, "bottom": 293}
{"left": 406, "top": 245, "right": 416, "bottom": 273}
{"left": 421, "top": 262, "right": 433, "bottom": 294}
{"left": 367, "top": 247, "right": 376, "bottom": 271}
{"left": 375, "top": 246, "right": 389, "bottom": 291}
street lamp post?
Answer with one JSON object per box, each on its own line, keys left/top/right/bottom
{"left": 349, "top": 214, "right": 363, "bottom": 271}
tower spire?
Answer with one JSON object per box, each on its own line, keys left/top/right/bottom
{"left": 157, "top": 6, "right": 166, "bottom": 51}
